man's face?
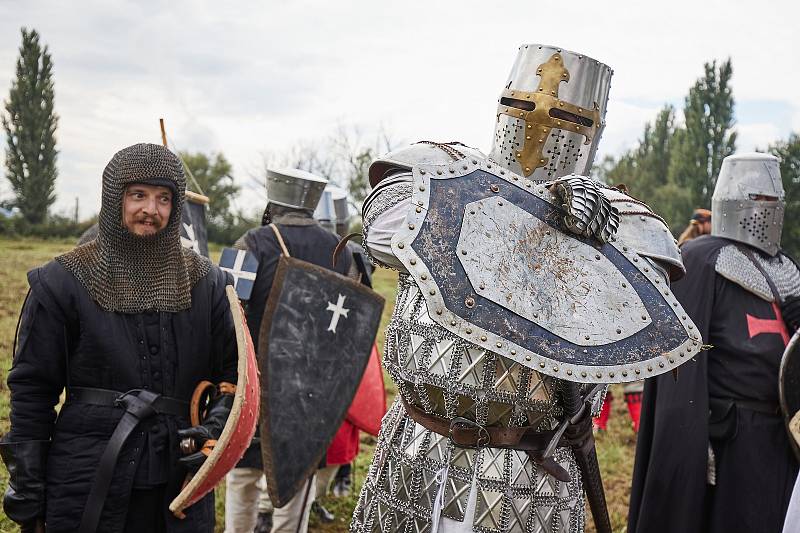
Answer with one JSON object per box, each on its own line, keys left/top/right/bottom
{"left": 122, "top": 183, "right": 173, "bottom": 237}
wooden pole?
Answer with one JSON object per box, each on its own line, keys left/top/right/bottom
{"left": 159, "top": 118, "right": 168, "bottom": 147}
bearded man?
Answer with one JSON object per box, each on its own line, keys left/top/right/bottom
{"left": 0, "top": 143, "right": 238, "bottom": 533}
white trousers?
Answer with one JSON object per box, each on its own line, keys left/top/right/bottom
{"left": 224, "top": 467, "right": 316, "bottom": 533}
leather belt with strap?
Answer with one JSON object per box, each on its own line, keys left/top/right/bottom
{"left": 710, "top": 396, "right": 782, "bottom": 416}
{"left": 66, "top": 387, "right": 189, "bottom": 533}
{"left": 401, "top": 398, "right": 585, "bottom": 481}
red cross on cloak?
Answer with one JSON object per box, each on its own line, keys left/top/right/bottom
{"left": 746, "top": 302, "right": 790, "bottom": 347}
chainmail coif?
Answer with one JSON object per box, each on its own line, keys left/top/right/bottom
{"left": 57, "top": 143, "right": 210, "bottom": 313}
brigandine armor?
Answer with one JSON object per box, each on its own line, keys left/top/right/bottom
{"left": 352, "top": 143, "right": 686, "bottom": 533}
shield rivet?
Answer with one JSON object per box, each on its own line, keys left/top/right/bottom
{"left": 420, "top": 169, "right": 426, "bottom": 175}
{"left": 511, "top": 350, "right": 517, "bottom": 355}
{"left": 410, "top": 258, "right": 417, "bottom": 265}
{"left": 397, "top": 243, "right": 405, "bottom": 249}
{"left": 644, "top": 267, "right": 649, "bottom": 272}
{"left": 525, "top": 355, "right": 531, "bottom": 361}
{"left": 490, "top": 184, "right": 500, "bottom": 193}
{"left": 623, "top": 246, "right": 628, "bottom": 252}
{"left": 581, "top": 371, "right": 587, "bottom": 378}
{"left": 622, "top": 370, "right": 628, "bottom": 377}
{"left": 436, "top": 169, "right": 442, "bottom": 175}
{"left": 655, "top": 279, "right": 660, "bottom": 284}
{"left": 513, "top": 175, "right": 518, "bottom": 180}
{"left": 659, "top": 362, "right": 665, "bottom": 368}
{"left": 595, "top": 254, "right": 601, "bottom": 260}
{"left": 461, "top": 250, "right": 467, "bottom": 255}
{"left": 584, "top": 335, "right": 590, "bottom": 340}
{"left": 567, "top": 369, "right": 573, "bottom": 376}
{"left": 621, "top": 283, "right": 627, "bottom": 289}
{"left": 472, "top": 160, "right": 477, "bottom": 164}
{"left": 449, "top": 167, "right": 455, "bottom": 173}
{"left": 419, "top": 185, "right": 426, "bottom": 191}
{"left": 596, "top": 371, "right": 602, "bottom": 378}
{"left": 635, "top": 368, "right": 641, "bottom": 375}
{"left": 462, "top": 165, "right": 468, "bottom": 170}
{"left": 647, "top": 365, "right": 653, "bottom": 372}
{"left": 553, "top": 366, "right": 559, "bottom": 373}
{"left": 466, "top": 328, "right": 472, "bottom": 334}
{"left": 669, "top": 358, "right": 674, "bottom": 364}
{"left": 688, "top": 324, "right": 694, "bottom": 329}
{"left": 429, "top": 289, "right": 436, "bottom": 295}
{"left": 415, "top": 207, "right": 422, "bottom": 213}
{"left": 616, "top": 328, "right": 622, "bottom": 334}
{"left": 420, "top": 274, "right": 427, "bottom": 280}
{"left": 451, "top": 320, "right": 457, "bottom": 326}
{"left": 642, "top": 315, "right": 647, "bottom": 321}
{"left": 465, "top": 297, "right": 475, "bottom": 308}
{"left": 436, "top": 309, "right": 443, "bottom": 315}
{"left": 583, "top": 349, "right": 589, "bottom": 354}
{"left": 540, "top": 362, "right": 546, "bottom": 368}
{"left": 609, "top": 372, "right": 615, "bottom": 378}
{"left": 496, "top": 342, "right": 503, "bottom": 348}
{"left": 498, "top": 201, "right": 504, "bottom": 206}
{"left": 500, "top": 170, "right": 505, "bottom": 175}
{"left": 480, "top": 335, "right": 487, "bottom": 342}
{"left": 479, "top": 282, "right": 485, "bottom": 290}
{"left": 408, "top": 224, "right": 415, "bottom": 230}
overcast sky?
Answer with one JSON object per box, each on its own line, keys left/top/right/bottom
{"left": 0, "top": 0, "right": 798, "bottom": 217}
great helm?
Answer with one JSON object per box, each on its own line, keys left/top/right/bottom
{"left": 712, "top": 152, "right": 785, "bottom": 256}
{"left": 266, "top": 168, "right": 328, "bottom": 211}
{"left": 489, "top": 44, "right": 613, "bottom": 181}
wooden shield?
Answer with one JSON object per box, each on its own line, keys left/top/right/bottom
{"left": 258, "top": 256, "right": 385, "bottom": 507}
{"left": 169, "top": 285, "right": 260, "bottom": 517}
{"left": 346, "top": 343, "right": 387, "bottom": 436}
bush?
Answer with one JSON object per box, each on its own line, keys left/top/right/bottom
{"left": 0, "top": 214, "right": 97, "bottom": 240}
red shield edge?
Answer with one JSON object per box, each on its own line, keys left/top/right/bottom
{"left": 169, "top": 285, "right": 260, "bottom": 517}
{"left": 346, "top": 343, "right": 386, "bottom": 436}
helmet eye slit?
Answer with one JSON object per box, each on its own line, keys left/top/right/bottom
{"left": 549, "top": 108, "right": 594, "bottom": 127}
{"left": 500, "top": 97, "right": 536, "bottom": 112}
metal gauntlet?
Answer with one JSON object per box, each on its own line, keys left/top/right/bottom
{"left": 549, "top": 175, "right": 619, "bottom": 243}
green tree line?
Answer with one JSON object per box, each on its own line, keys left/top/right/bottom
{"left": 596, "top": 59, "right": 800, "bottom": 257}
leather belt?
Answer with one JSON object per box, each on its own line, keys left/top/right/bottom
{"left": 401, "top": 398, "right": 578, "bottom": 481}
{"left": 710, "top": 396, "right": 782, "bottom": 416}
{"left": 67, "top": 387, "right": 189, "bottom": 533}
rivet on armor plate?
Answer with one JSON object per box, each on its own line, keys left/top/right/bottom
{"left": 659, "top": 362, "right": 665, "bottom": 368}
{"left": 461, "top": 250, "right": 467, "bottom": 255}
{"left": 688, "top": 324, "right": 694, "bottom": 329}
{"left": 516, "top": 152, "right": 522, "bottom": 157}
{"left": 609, "top": 372, "right": 615, "bottom": 378}
{"left": 635, "top": 368, "right": 641, "bottom": 375}
{"left": 419, "top": 185, "right": 426, "bottom": 191}
{"left": 410, "top": 258, "right": 417, "bottom": 265}
{"left": 553, "top": 366, "right": 559, "bottom": 373}
{"left": 540, "top": 362, "right": 546, "bottom": 368}
{"left": 584, "top": 335, "right": 590, "bottom": 340}
{"left": 496, "top": 342, "right": 503, "bottom": 348}
{"left": 511, "top": 349, "right": 516, "bottom": 355}
{"left": 623, "top": 246, "right": 628, "bottom": 251}
{"left": 479, "top": 282, "right": 485, "bottom": 290}
{"left": 633, "top": 257, "right": 638, "bottom": 262}
{"left": 416, "top": 207, "right": 422, "bottom": 213}
{"left": 642, "top": 315, "right": 647, "bottom": 321}
{"left": 621, "top": 283, "right": 627, "bottom": 288}
{"left": 616, "top": 328, "right": 622, "bottom": 334}
{"left": 480, "top": 335, "right": 487, "bottom": 342}
{"left": 527, "top": 124, "right": 532, "bottom": 129}
{"left": 420, "top": 169, "right": 426, "bottom": 175}
{"left": 451, "top": 320, "right": 457, "bottom": 326}
{"left": 595, "top": 254, "right": 601, "bottom": 260}
{"left": 408, "top": 223, "right": 415, "bottom": 230}
{"left": 526, "top": 136, "right": 531, "bottom": 140}
{"left": 581, "top": 371, "right": 587, "bottom": 378}
{"left": 596, "top": 371, "right": 602, "bottom": 378}
{"left": 465, "top": 297, "right": 475, "bottom": 308}
{"left": 525, "top": 355, "right": 531, "bottom": 361}
{"left": 669, "top": 358, "right": 674, "bottom": 364}
{"left": 513, "top": 175, "right": 518, "bottom": 180}
{"left": 436, "top": 309, "right": 443, "bottom": 315}
{"left": 490, "top": 184, "right": 499, "bottom": 193}
{"left": 466, "top": 328, "right": 472, "bottom": 334}
{"left": 420, "top": 274, "right": 427, "bottom": 280}
{"left": 462, "top": 165, "right": 468, "bottom": 170}
{"left": 436, "top": 170, "right": 442, "bottom": 175}
{"left": 500, "top": 170, "right": 505, "bottom": 175}
{"left": 526, "top": 182, "right": 532, "bottom": 188}
{"left": 429, "top": 289, "right": 436, "bottom": 295}
{"left": 647, "top": 365, "right": 653, "bottom": 372}
{"left": 583, "top": 349, "right": 589, "bottom": 354}
{"left": 498, "top": 201, "right": 504, "bottom": 206}
{"left": 449, "top": 168, "right": 455, "bottom": 173}
{"left": 644, "top": 267, "right": 649, "bottom": 272}
{"left": 622, "top": 370, "right": 628, "bottom": 377}
{"left": 567, "top": 369, "right": 573, "bottom": 376}
{"left": 472, "top": 160, "right": 477, "bottom": 164}
{"left": 525, "top": 167, "right": 530, "bottom": 173}
{"left": 673, "top": 302, "right": 678, "bottom": 307}
{"left": 682, "top": 315, "right": 686, "bottom": 320}
{"left": 655, "top": 279, "right": 660, "bottom": 284}
{"left": 487, "top": 164, "right": 492, "bottom": 169}
{"left": 398, "top": 243, "right": 405, "bottom": 249}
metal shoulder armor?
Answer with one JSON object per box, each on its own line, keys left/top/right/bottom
{"left": 600, "top": 187, "right": 685, "bottom": 281}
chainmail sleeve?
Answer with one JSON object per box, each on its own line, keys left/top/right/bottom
{"left": 362, "top": 172, "right": 413, "bottom": 272}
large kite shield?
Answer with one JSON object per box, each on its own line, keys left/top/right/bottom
{"left": 780, "top": 330, "right": 800, "bottom": 459}
{"left": 169, "top": 285, "right": 260, "bottom": 517}
{"left": 388, "top": 160, "right": 700, "bottom": 383}
{"left": 258, "top": 256, "right": 385, "bottom": 507}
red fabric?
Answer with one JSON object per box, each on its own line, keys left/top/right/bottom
{"left": 326, "top": 419, "right": 360, "bottom": 465}
{"left": 594, "top": 390, "right": 613, "bottom": 431}
{"left": 625, "top": 391, "right": 643, "bottom": 433}
{"left": 346, "top": 344, "right": 386, "bottom": 436}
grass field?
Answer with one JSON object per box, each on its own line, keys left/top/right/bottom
{"left": 0, "top": 238, "right": 637, "bottom": 532}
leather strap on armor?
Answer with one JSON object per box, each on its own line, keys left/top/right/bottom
{"left": 67, "top": 387, "right": 188, "bottom": 533}
{"left": 401, "top": 397, "right": 582, "bottom": 481}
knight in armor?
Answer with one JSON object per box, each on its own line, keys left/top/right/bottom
{"left": 0, "top": 143, "right": 238, "bottom": 532}
{"left": 352, "top": 44, "right": 689, "bottom": 533}
{"left": 224, "top": 168, "right": 353, "bottom": 533}
{"left": 628, "top": 152, "right": 800, "bottom": 533}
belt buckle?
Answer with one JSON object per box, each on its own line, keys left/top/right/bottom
{"left": 449, "top": 417, "right": 491, "bottom": 449}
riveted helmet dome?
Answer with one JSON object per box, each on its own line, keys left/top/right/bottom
{"left": 489, "top": 44, "right": 613, "bottom": 181}
{"left": 712, "top": 152, "right": 785, "bottom": 256}
{"left": 266, "top": 168, "right": 328, "bottom": 211}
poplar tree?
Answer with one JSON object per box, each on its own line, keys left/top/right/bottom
{"left": 2, "top": 28, "right": 59, "bottom": 224}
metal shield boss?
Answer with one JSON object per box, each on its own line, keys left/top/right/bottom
{"left": 780, "top": 331, "right": 800, "bottom": 457}
{"left": 392, "top": 161, "right": 700, "bottom": 383}
{"left": 169, "top": 286, "right": 260, "bottom": 517}
{"left": 258, "top": 257, "right": 385, "bottom": 507}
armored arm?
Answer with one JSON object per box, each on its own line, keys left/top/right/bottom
{"left": 548, "top": 175, "right": 620, "bottom": 243}
{"left": 362, "top": 172, "right": 414, "bottom": 272}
